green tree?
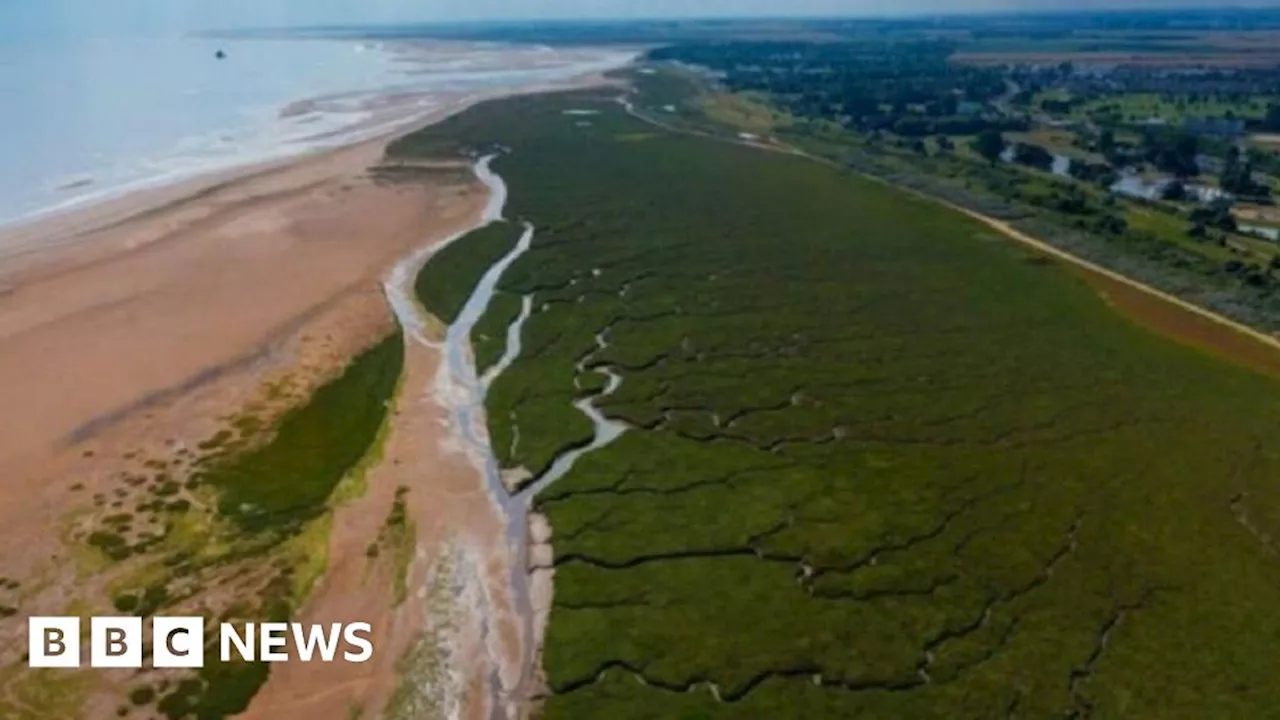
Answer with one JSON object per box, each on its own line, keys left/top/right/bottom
{"left": 1098, "top": 129, "right": 1115, "bottom": 155}
{"left": 1265, "top": 103, "right": 1280, "bottom": 132}
{"left": 1013, "top": 142, "right": 1054, "bottom": 171}
{"left": 1221, "top": 148, "right": 1270, "bottom": 199}
{"left": 972, "top": 129, "right": 1006, "bottom": 164}
{"left": 1161, "top": 180, "right": 1188, "bottom": 202}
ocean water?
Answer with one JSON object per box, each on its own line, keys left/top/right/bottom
{"left": 0, "top": 33, "right": 633, "bottom": 228}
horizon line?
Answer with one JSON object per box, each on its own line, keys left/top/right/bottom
{"left": 213, "top": 5, "right": 1280, "bottom": 35}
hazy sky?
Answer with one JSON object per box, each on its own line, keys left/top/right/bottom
{"left": 5, "top": 0, "right": 1280, "bottom": 35}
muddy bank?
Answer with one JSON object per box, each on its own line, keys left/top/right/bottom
{"left": 417, "top": 157, "right": 631, "bottom": 715}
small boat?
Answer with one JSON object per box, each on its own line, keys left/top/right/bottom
{"left": 215, "top": 50, "right": 226, "bottom": 60}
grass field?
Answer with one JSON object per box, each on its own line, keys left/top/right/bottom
{"left": 392, "top": 87, "right": 1280, "bottom": 717}
{"left": 1071, "top": 93, "right": 1276, "bottom": 124}
{"left": 620, "top": 65, "right": 785, "bottom": 143}
{"left": 952, "top": 32, "right": 1280, "bottom": 67}
{"left": 698, "top": 91, "right": 791, "bottom": 136}
{"left": 1004, "top": 129, "right": 1104, "bottom": 163}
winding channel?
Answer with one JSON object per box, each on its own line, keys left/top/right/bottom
{"left": 521, "top": 330, "right": 628, "bottom": 499}
{"left": 480, "top": 294, "right": 534, "bottom": 390}
{"left": 386, "top": 153, "right": 630, "bottom": 713}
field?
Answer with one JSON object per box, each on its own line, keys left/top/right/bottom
{"left": 951, "top": 30, "right": 1280, "bottom": 67}
{"left": 1003, "top": 129, "right": 1103, "bottom": 163}
{"left": 620, "top": 66, "right": 789, "bottom": 145}
{"left": 1066, "top": 93, "right": 1277, "bottom": 124}
{"left": 392, "top": 86, "right": 1280, "bottom": 717}
{"left": 953, "top": 51, "right": 1280, "bottom": 67}
{"left": 698, "top": 91, "right": 792, "bottom": 136}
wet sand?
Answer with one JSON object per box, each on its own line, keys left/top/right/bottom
{"left": 240, "top": 331, "right": 524, "bottom": 720}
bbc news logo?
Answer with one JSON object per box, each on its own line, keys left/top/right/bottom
{"left": 28, "top": 617, "right": 373, "bottom": 668}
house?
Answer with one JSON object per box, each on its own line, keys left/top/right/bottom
{"left": 1195, "top": 154, "right": 1224, "bottom": 175}
{"left": 1187, "top": 184, "right": 1231, "bottom": 203}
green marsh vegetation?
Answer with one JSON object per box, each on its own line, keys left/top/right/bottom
{"left": 471, "top": 291, "right": 524, "bottom": 374}
{"left": 413, "top": 222, "right": 524, "bottom": 325}
{"left": 395, "top": 88, "right": 1280, "bottom": 717}
{"left": 830, "top": 135, "right": 1280, "bottom": 334}
{"left": 366, "top": 486, "right": 415, "bottom": 607}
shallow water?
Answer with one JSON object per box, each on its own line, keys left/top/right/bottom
{"left": 415, "top": 155, "right": 629, "bottom": 708}
{"left": 0, "top": 36, "right": 633, "bottom": 230}
{"left": 435, "top": 191, "right": 537, "bottom": 705}
{"left": 520, "top": 331, "right": 628, "bottom": 500}
{"left": 481, "top": 295, "right": 534, "bottom": 390}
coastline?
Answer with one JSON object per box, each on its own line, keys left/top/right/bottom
{"left": 0, "top": 88, "right": 483, "bottom": 276}
{"left": 0, "top": 36, "right": 636, "bottom": 240}
{"left": 0, "top": 46, "right": 633, "bottom": 719}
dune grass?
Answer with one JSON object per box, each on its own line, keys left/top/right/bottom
{"left": 197, "top": 331, "right": 403, "bottom": 533}
{"left": 141, "top": 332, "right": 403, "bottom": 719}
{"left": 391, "top": 89, "right": 1280, "bottom": 717}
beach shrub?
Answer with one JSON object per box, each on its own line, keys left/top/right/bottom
{"left": 129, "top": 686, "right": 156, "bottom": 706}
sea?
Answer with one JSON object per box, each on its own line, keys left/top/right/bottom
{"left": 0, "top": 28, "right": 633, "bottom": 229}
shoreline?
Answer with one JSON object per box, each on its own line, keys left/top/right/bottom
{"left": 0, "top": 51, "right": 633, "bottom": 718}
{"left": 0, "top": 41, "right": 637, "bottom": 266}
{"left": 0, "top": 36, "right": 432, "bottom": 238}
{"left": 0, "top": 64, "right": 633, "bottom": 306}
{"left": 0, "top": 93, "right": 464, "bottom": 278}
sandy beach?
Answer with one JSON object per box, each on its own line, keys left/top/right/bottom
{"left": 240, "top": 308, "right": 527, "bottom": 720}
{"left": 0, "top": 92, "right": 485, "bottom": 689}
{"left": 0, "top": 47, "right": 628, "bottom": 718}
